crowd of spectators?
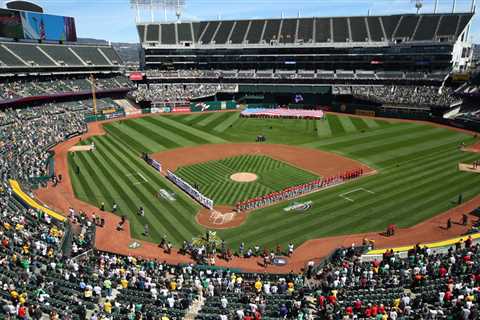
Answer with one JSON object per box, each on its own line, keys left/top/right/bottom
{"left": 144, "top": 69, "right": 450, "bottom": 82}
{"left": 1, "top": 72, "right": 480, "bottom": 319}
{"left": 131, "top": 84, "right": 238, "bottom": 103}
{"left": 312, "top": 239, "right": 480, "bottom": 319}
{"left": 352, "top": 85, "right": 457, "bottom": 107}
{"left": 0, "top": 76, "right": 133, "bottom": 101}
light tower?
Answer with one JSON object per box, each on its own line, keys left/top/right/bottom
{"left": 130, "top": 0, "right": 186, "bottom": 23}
{"left": 413, "top": 0, "right": 423, "bottom": 14}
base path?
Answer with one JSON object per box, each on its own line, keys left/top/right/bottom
{"left": 32, "top": 112, "right": 480, "bottom": 273}
{"left": 152, "top": 143, "right": 373, "bottom": 177}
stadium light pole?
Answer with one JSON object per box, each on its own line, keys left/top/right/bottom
{"left": 452, "top": 0, "right": 457, "bottom": 13}
{"left": 434, "top": 0, "right": 438, "bottom": 13}
{"left": 130, "top": 0, "right": 185, "bottom": 23}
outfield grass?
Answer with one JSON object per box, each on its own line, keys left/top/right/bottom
{"left": 69, "top": 112, "right": 480, "bottom": 249}
{"left": 175, "top": 155, "right": 319, "bottom": 205}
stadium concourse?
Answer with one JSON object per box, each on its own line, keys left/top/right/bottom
{"left": 34, "top": 111, "right": 480, "bottom": 273}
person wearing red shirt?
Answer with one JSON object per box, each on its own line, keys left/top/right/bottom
{"left": 354, "top": 300, "right": 362, "bottom": 312}
{"left": 371, "top": 304, "right": 378, "bottom": 317}
{"left": 378, "top": 304, "right": 385, "bottom": 314}
{"left": 327, "top": 294, "right": 337, "bottom": 304}
{"left": 444, "top": 290, "right": 453, "bottom": 301}
{"left": 439, "top": 266, "right": 447, "bottom": 278}
{"left": 345, "top": 306, "right": 353, "bottom": 315}
{"left": 17, "top": 305, "right": 27, "bottom": 319}
{"left": 364, "top": 306, "right": 372, "bottom": 318}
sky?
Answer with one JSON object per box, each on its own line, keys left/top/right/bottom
{"left": 26, "top": 0, "right": 479, "bottom": 43}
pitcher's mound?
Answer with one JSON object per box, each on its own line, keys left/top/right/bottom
{"left": 230, "top": 172, "right": 258, "bottom": 182}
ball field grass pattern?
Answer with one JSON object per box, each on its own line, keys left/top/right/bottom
{"left": 68, "top": 112, "right": 480, "bottom": 248}
{"left": 174, "top": 155, "right": 320, "bottom": 205}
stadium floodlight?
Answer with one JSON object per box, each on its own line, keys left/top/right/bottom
{"left": 412, "top": 0, "right": 423, "bottom": 14}
{"left": 130, "top": 0, "right": 186, "bottom": 22}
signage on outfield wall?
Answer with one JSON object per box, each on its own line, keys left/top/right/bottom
{"left": 172, "top": 106, "right": 190, "bottom": 113}
{"left": 283, "top": 201, "right": 313, "bottom": 212}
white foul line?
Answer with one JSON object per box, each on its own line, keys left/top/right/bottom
{"left": 339, "top": 188, "right": 375, "bottom": 202}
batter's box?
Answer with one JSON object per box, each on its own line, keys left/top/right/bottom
{"left": 125, "top": 172, "right": 149, "bottom": 185}
{"left": 339, "top": 188, "right": 375, "bottom": 202}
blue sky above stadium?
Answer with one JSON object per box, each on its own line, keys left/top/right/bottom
{"left": 34, "top": 0, "right": 478, "bottom": 43}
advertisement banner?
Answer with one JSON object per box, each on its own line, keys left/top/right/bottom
{"left": 20, "top": 11, "right": 77, "bottom": 41}
{"left": 172, "top": 106, "right": 190, "bottom": 113}
{"left": 0, "top": 9, "right": 23, "bottom": 39}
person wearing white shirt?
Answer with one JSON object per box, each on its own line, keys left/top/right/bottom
{"left": 221, "top": 296, "right": 228, "bottom": 309}
{"left": 236, "top": 308, "right": 244, "bottom": 320}
{"left": 167, "top": 295, "right": 175, "bottom": 308}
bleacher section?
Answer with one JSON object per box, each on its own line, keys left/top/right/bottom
{"left": 138, "top": 13, "right": 473, "bottom": 46}
{"left": 0, "top": 42, "right": 123, "bottom": 70}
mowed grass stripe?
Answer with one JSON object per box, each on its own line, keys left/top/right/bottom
{"left": 315, "top": 119, "right": 332, "bottom": 137}
{"left": 229, "top": 154, "right": 473, "bottom": 247}
{"left": 311, "top": 122, "right": 422, "bottom": 149}
{"left": 361, "top": 117, "right": 380, "bottom": 129}
{"left": 150, "top": 115, "right": 227, "bottom": 144}
{"left": 68, "top": 153, "right": 87, "bottom": 200}
{"left": 78, "top": 139, "right": 161, "bottom": 240}
{"left": 68, "top": 153, "right": 97, "bottom": 203}
{"left": 337, "top": 115, "right": 357, "bottom": 133}
{"left": 326, "top": 114, "right": 346, "bottom": 135}
{"left": 183, "top": 113, "right": 205, "bottom": 123}
{"left": 118, "top": 120, "right": 178, "bottom": 150}
{"left": 350, "top": 117, "right": 371, "bottom": 131}
{"left": 97, "top": 137, "right": 197, "bottom": 243}
{"left": 83, "top": 137, "right": 166, "bottom": 240}
{"left": 75, "top": 150, "right": 116, "bottom": 205}
{"left": 103, "top": 124, "right": 153, "bottom": 154}
{"left": 305, "top": 122, "right": 413, "bottom": 148}
{"left": 338, "top": 125, "right": 440, "bottom": 154}
{"left": 103, "top": 134, "right": 203, "bottom": 233}
{"left": 105, "top": 132, "right": 200, "bottom": 212}
{"left": 222, "top": 148, "right": 468, "bottom": 243}
{"left": 196, "top": 112, "right": 226, "bottom": 127}
{"left": 133, "top": 118, "right": 198, "bottom": 147}
{"left": 117, "top": 120, "right": 179, "bottom": 150}
{"left": 213, "top": 112, "right": 240, "bottom": 132}
{"left": 365, "top": 133, "right": 466, "bottom": 164}
{"left": 267, "top": 170, "right": 479, "bottom": 247}
{"left": 105, "top": 134, "right": 200, "bottom": 215}
{"left": 204, "top": 112, "right": 238, "bottom": 131}
{"left": 263, "top": 150, "right": 477, "bottom": 245}
{"left": 142, "top": 116, "right": 213, "bottom": 146}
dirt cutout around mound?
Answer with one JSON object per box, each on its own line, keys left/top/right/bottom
{"left": 230, "top": 172, "right": 258, "bottom": 182}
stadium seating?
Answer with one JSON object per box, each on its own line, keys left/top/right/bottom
{"left": 0, "top": 42, "right": 122, "bottom": 69}
{"left": 131, "top": 83, "right": 237, "bottom": 103}
{"left": 138, "top": 13, "right": 473, "bottom": 46}
{"left": 351, "top": 85, "right": 456, "bottom": 107}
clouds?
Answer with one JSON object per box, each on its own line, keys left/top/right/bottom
{"left": 32, "top": 0, "right": 478, "bottom": 43}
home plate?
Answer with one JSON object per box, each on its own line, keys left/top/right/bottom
{"left": 458, "top": 163, "right": 480, "bottom": 174}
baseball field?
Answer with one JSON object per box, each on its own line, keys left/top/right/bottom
{"left": 68, "top": 111, "right": 480, "bottom": 249}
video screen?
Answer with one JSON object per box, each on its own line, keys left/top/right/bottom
{"left": 20, "top": 11, "right": 77, "bottom": 41}
{"left": 0, "top": 9, "right": 23, "bottom": 39}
